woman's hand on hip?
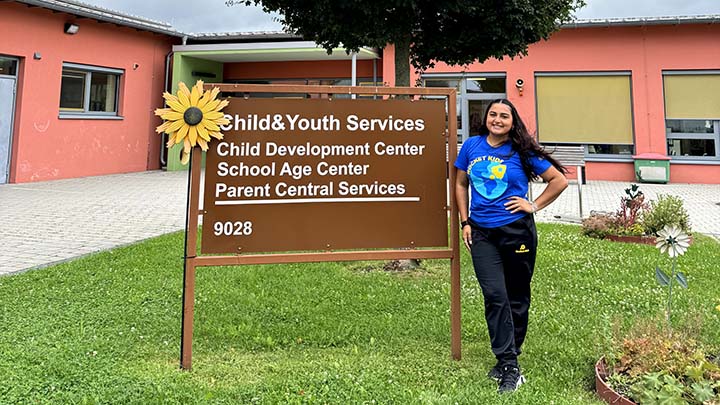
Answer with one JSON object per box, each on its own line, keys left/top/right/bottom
{"left": 504, "top": 196, "right": 534, "bottom": 214}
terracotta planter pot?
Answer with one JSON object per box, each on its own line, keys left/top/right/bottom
{"left": 605, "top": 234, "right": 694, "bottom": 246}
{"left": 605, "top": 234, "right": 657, "bottom": 246}
{"left": 595, "top": 357, "right": 636, "bottom": 405}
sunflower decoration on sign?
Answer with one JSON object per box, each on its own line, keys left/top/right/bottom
{"left": 155, "top": 80, "right": 230, "bottom": 164}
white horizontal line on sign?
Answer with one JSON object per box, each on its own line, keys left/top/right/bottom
{"left": 215, "top": 197, "right": 421, "bottom": 205}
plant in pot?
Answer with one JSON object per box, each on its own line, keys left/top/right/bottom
{"left": 595, "top": 225, "right": 720, "bottom": 404}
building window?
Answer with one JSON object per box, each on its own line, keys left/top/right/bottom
{"left": 663, "top": 72, "right": 720, "bottom": 160}
{"left": 0, "top": 56, "right": 18, "bottom": 76}
{"left": 60, "top": 63, "right": 122, "bottom": 117}
{"left": 421, "top": 74, "right": 507, "bottom": 141}
{"left": 665, "top": 119, "right": 719, "bottom": 158}
{"left": 535, "top": 73, "right": 635, "bottom": 158}
{"left": 587, "top": 144, "right": 634, "bottom": 155}
{"left": 465, "top": 77, "right": 505, "bottom": 94}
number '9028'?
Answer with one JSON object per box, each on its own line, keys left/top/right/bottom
{"left": 213, "top": 221, "right": 253, "bottom": 236}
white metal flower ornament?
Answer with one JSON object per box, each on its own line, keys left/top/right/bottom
{"left": 655, "top": 225, "right": 691, "bottom": 258}
{"left": 654, "top": 224, "right": 691, "bottom": 325}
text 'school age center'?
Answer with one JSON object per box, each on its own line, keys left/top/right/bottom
{"left": 2, "top": 0, "right": 720, "bottom": 184}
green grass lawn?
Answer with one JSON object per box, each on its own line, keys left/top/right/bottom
{"left": 1, "top": 224, "right": 718, "bottom": 404}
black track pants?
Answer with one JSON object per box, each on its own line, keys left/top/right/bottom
{"left": 469, "top": 214, "right": 537, "bottom": 368}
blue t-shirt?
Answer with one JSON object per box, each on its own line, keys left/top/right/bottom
{"left": 454, "top": 135, "right": 552, "bottom": 228}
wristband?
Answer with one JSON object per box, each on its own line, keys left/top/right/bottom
{"left": 461, "top": 220, "right": 469, "bottom": 228}
{"left": 531, "top": 202, "right": 538, "bottom": 213}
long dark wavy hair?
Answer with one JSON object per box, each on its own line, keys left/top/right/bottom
{"left": 477, "top": 99, "right": 567, "bottom": 180}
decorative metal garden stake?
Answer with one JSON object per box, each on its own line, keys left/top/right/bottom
{"left": 654, "top": 225, "right": 691, "bottom": 328}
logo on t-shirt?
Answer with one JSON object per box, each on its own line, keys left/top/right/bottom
{"left": 467, "top": 156, "right": 508, "bottom": 199}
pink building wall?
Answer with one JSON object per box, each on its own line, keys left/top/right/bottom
{"left": 2, "top": 2, "right": 174, "bottom": 183}
{"left": 383, "top": 24, "right": 720, "bottom": 183}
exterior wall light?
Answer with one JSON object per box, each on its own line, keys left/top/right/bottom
{"left": 64, "top": 23, "right": 79, "bottom": 35}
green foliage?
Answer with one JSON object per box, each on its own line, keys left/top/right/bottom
{"left": 1, "top": 225, "right": 719, "bottom": 403}
{"left": 630, "top": 372, "right": 687, "bottom": 405}
{"left": 614, "top": 222, "right": 646, "bottom": 237}
{"left": 630, "top": 369, "right": 720, "bottom": 404}
{"left": 582, "top": 184, "right": 653, "bottom": 239}
{"left": 607, "top": 319, "right": 720, "bottom": 404}
{"left": 228, "top": 0, "right": 585, "bottom": 85}
{"left": 615, "top": 184, "right": 649, "bottom": 230}
{"left": 642, "top": 194, "right": 692, "bottom": 236}
{"left": 581, "top": 212, "right": 614, "bottom": 238}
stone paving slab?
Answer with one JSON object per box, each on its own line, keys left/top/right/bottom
{"left": 0, "top": 171, "right": 188, "bottom": 276}
{"left": 532, "top": 180, "right": 720, "bottom": 239}
{"left": 1, "top": 170, "right": 718, "bottom": 276}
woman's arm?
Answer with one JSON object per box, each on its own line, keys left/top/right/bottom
{"left": 504, "top": 166, "right": 568, "bottom": 214}
{"left": 455, "top": 168, "right": 472, "bottom": 249}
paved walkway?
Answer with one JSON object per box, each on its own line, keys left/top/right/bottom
{"left": 1, "top": 171, "right": 719, "bottom": 276}
{"left": 532, "top": 180, "right": 720, "bottom": 238}
{"left": 0, "top": 171, "right": 188, "bottom": 276}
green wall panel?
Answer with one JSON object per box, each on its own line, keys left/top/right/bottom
{"left": 166, "top": 54, "right": 223, "bottom": 171}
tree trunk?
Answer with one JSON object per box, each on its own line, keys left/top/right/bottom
{"left": 388, "top": 33, "right": 420, "bottom": 270}
{"left": 393, "top": 33, "right": 412, "bottom": 87}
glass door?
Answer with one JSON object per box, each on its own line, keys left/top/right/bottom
{"left": 0, "top": 56, "right": 18, "bottom": 184}
{"left": 467, "top": 99, "right": 494, "bottom": 136}
{"left": 422, "top": 74, "right": 506, "bottom": 141}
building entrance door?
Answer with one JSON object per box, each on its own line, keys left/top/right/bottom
{"left": 0, "top": 76, "right": 16, "bottom": 184}
{"left": 0, "top": 57, "right": 18, "bottom": 184}
{"left": 422, "top": 74, "right": 506, "bottom": 141}
{"left": 467, "top": 99, "right": 495, "bottom": 136}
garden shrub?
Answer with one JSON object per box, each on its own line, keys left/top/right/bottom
{"left": 614, "top": 184, "right": 649, "bottom": 230}
{"left": 582, "top": 184, "right": 650, "bottom": 239}
{"left": 607, "top": 319, "right": 720, "bottom": 404}
{"left": 581, "top": 213, "right": 614, "bottom": 239}
{"left": 642, "top": 194, "right": 692, "bottom": 236}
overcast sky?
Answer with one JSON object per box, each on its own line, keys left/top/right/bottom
{"left": 78, "top": 0, "right": 720, "bottom": 34}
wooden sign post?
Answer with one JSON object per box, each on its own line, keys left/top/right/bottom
{"left": 180, "top": 84, "right": 460, "bottom": 370}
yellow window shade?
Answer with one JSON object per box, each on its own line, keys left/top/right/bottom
{"left": 536, "top": 75, "right": 633, "bottom": 144}
{"left": 664, "top": 74, "right": 720, "bottom": 119}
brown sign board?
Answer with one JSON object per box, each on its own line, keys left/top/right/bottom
{"left": 180, "top": 85, "right": 461, "bottom": 371}
{"left": 201, "top": 98, "right": 448, "bottom": 254}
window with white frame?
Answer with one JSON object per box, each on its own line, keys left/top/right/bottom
{"left": 60, "top": 63, "right": 122, "bottom": 116}
{"left": 663, "top": 72, "right": 720, "bottom": 159}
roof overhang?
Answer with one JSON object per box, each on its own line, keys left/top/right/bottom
{"left": 14, "top": 0, "right": 184, "bottom": 37}
{"left": 172, "top": 41, "right": 380, "bottom": 63}
{"left": 563, "top": 14, "right": 720, "bottom": 29}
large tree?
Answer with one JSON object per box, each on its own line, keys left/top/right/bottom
{"left": 227, "top": 0, "right": 585, "bottom": 86}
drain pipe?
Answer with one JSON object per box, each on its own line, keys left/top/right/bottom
{"left": 373, "top": 57, "right": 377, "bottom": 86}
{"left": 160, "top": 49, "right": 173, "bottom": 167}
{"left": 373, "top": 57, "right": 378, "bottom": 99}
{"left": 160, "top": 36, "right": 186, "bottom": 167}
{"left": 351, "top": 51, "right": 357, "bottom": 99}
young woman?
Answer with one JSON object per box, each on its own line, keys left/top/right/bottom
{"left": 454, "top": 99, "right": 568, "bottom": 393}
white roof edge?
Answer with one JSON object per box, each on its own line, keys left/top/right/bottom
{"left": 187, "top": 14, "right": 720, "bottom": 39}
{"left": 174, "top": 40, "right": 326, "bottom": 52}
{"left": 173, "top": 41, "right": 380, "bottom": 57}
{"left": 187, "top": 31, "right": 296, "bottom": 40}
{"left": 564, "top": 14, "right": 720, "bottom": 28}
{"left": 13, "top": 0, "right": 185, "bottom": 37}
